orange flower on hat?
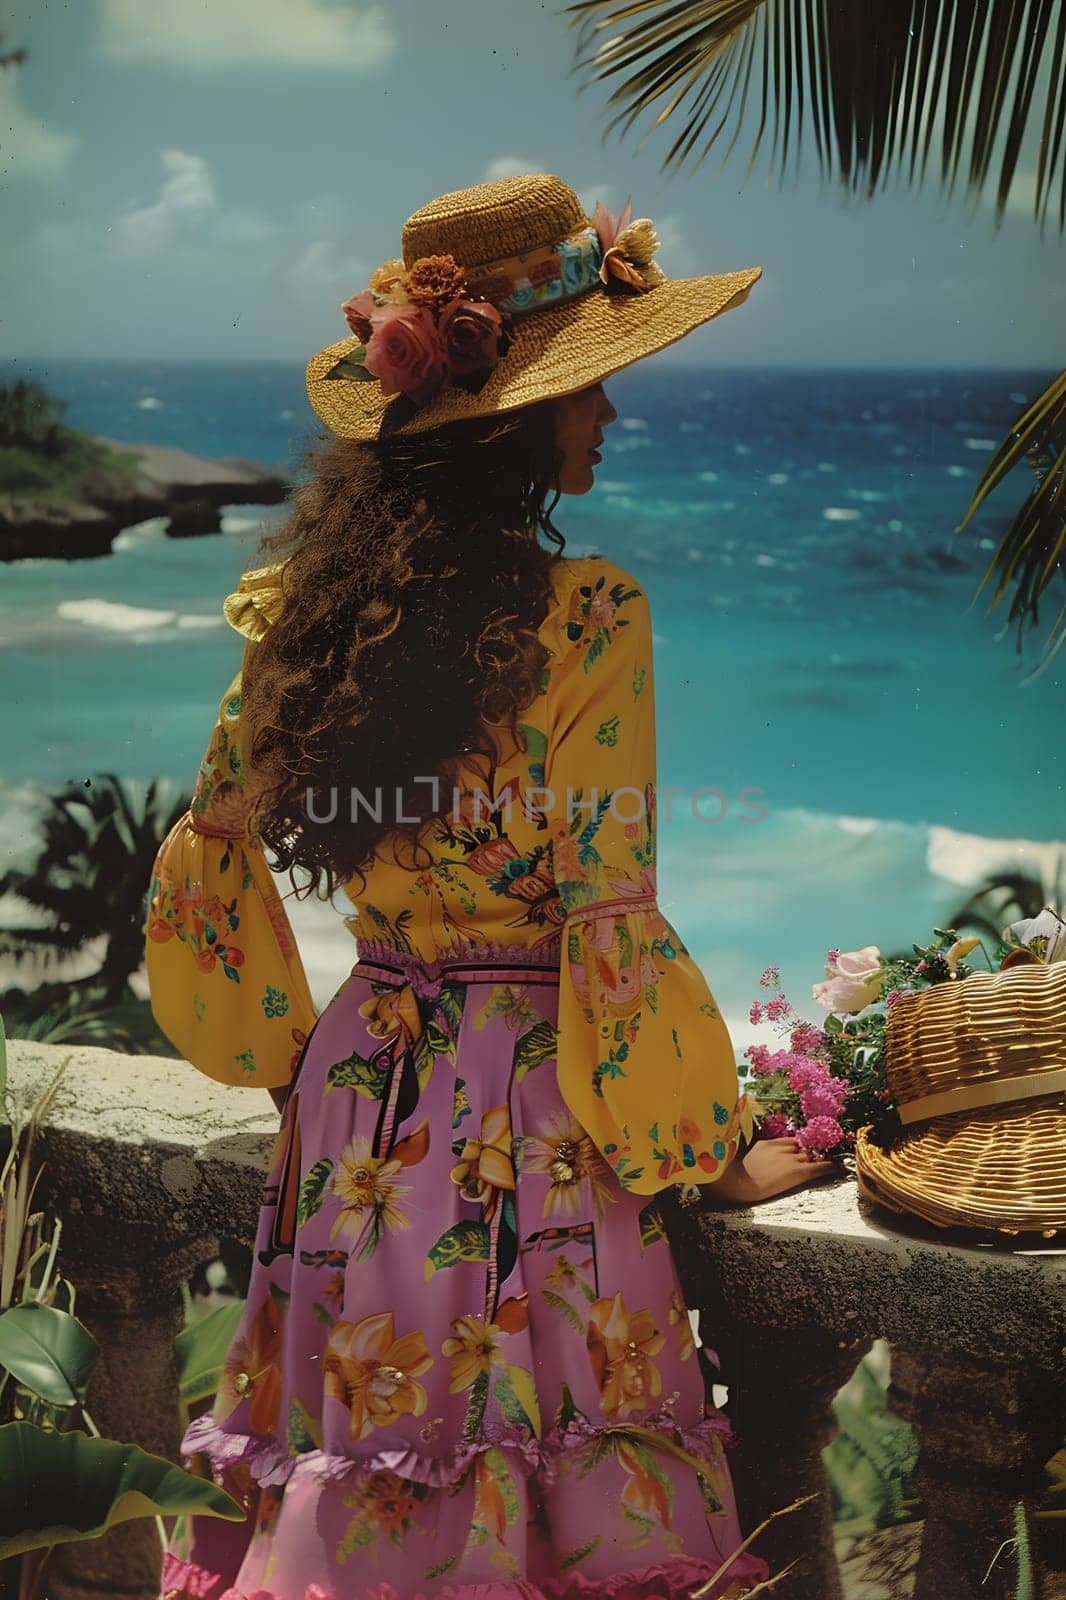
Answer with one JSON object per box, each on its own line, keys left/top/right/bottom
{"left": 592, "top": 200, "right": 664, "bottom": 292}
{"left": 368, "top": 257, "right": 412, "bottom": 302}
{"left": 586, "top": 1291, "right": 665, "bottom": 1419}
{"left": 324, "top": 1310, "right": 433, "bottom": 1440}
{"left": 215, "top": 1292, "right": 284, "bottom": 1430}
{"left": 406, "top": 252, "right": 467, "bottom": 306}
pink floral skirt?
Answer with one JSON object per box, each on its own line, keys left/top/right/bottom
{"left": 160, "top": 938, "right": 767, "bottom": 1600}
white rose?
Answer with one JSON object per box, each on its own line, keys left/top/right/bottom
{"left": 811, "top": 944, "right": 883, "bottom": 1013}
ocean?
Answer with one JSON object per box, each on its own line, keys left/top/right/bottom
{"left": 2, "top": 358, "right": 1063, "bottom": 1044}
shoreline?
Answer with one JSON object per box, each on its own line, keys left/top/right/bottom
{"left": 0, "top": 436, "right": 288, "bottom": 561}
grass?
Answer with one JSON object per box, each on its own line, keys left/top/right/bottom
{"left": 0, "top": 435, "right": 142, "bottom": 509}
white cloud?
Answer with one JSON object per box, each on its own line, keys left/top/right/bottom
{"left": 483, "top": 157, "right": 546, "bottom": 183}
{"left": 0, "top": 72, "right": 77, "bottom": 178}
{"left": 98, "top": 0, "right": 396, "bottom": 70}
{"left": 289, "top": 239, "right": 369, "bottom": 289}
{"left": 113, "top": 149, "right": 275, "bottom": 257}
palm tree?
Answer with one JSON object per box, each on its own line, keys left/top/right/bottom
{"left": 563, "top": 0, "right": 1066, "bottom": 673}
{"left": 0, "top": 32, "right": 28, "bottom": 70}
{"left": 0, "top": 774, "right": 190, "bottom": 1006}
{"left": 945, "top": 856, "right": 1066, "bottom": 944}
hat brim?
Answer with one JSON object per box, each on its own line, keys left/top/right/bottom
{"left": 305, "top": 267, "right": 762, "bottom": 441}
{"left": 855, "top": 1095, "right": 1066, "bottom": 1236}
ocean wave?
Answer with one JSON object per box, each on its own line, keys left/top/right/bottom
{"left": 54, "top": 599, "right": 222, "bottom": 638}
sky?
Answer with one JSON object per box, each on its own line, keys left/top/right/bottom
{"left": 2, "top": 0, "right": 1063, "bottom": 367}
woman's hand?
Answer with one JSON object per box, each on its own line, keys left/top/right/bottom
{"left": 701, "top": 1136, "right": 837, "bottom": 1206}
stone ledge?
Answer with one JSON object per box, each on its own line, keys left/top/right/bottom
{"left": 6, "top": 1039, "right": 279, "bottom": 1252}
{"left": 669, "top": 1173, "right": 1066, "bottom": 1368}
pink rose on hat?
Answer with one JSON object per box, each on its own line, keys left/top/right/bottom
{"left": 438, "top": 298, "right": 504, "bottom": 375}
{"left": 363, "top": 302, "right": 449, "bottom": 406}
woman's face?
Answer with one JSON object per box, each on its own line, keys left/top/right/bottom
{"left": 551, "top": 382, "right": 619, "bottom": 495}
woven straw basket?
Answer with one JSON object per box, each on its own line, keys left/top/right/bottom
{"left": 855, "top": 960, "right": 1066, "bottom": 1237}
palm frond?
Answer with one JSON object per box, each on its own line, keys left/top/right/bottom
{"left": 563, "top": 0, "right": 1066, "bottom": 233}
{"left": 952, "top": 369, "right": 1066, "bottom": 672}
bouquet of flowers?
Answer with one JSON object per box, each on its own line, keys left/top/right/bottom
{"left": 741, "top": 908, "right": 1066, "bottom": 1159}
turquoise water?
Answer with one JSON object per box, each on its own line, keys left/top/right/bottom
{"left": 2, "top": 359, "right": 1063, "bottom": 1029}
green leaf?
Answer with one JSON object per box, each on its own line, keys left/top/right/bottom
{"left": 423, "top": 1020, "right": 453, "bottom": 1059}
{"left": 484, "top": 1444, "right": 520, "bottom": 1524}
{"left": 326, "top": 348, "right": 377, "bottom": 382}
{"left": 286, "top": 1395, "right": 322, "bottom": 1454}
{"left": 638, "top": 1202, "right": 666, "bottom": 1250}
{"left": 174, "top": 1300, "right": 245, "bottom": 1404}
{"left": 555, "top": 1381, "right": 580, "bottom": 1433}
{"left": 513, "top": 1019, "right": 559, "bottom": 1083}
{"left": 494, "top": 1365, "right": 541, "bottom": 1438}
{"left": 541, "top": 1289, "right": 584, "bottom": 1336}
{"left": 561, "top": 1534, "right": 601, "bottom": 1569}
{"left": 424, "top": 1553, "right": 461, "bottom": 1580}
{"left": 463, "top": 1367, "right": 489, "bottom": 1442}
{"left": 424, "top": 1220, "right": 490, "bottom": 1280}
{"left": 296, "top": 1158, "right": 334, "bottom": 1227}
{"left": 326, "top": 1051, "right": 388, "bottom": 1099}
{"left": 517, "top": 723, "right": 548, "bottom": 764}
{"left": 0, "top": 1423, "right": 243, "bottom": 1558}
{"left": 0, "top": 1303, "right": 98, "bottom": 1407}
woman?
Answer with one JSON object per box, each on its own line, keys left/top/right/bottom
{"left": 147, "top": 173, "right": 832, "bottom": 1600}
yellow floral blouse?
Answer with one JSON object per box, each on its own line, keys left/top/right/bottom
{"left": 146, "top": 553, "right": 751, "bottom": 1195}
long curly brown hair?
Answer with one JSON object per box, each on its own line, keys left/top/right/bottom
{"left": 240, "top": 399, "right": 573, "bottom": 901}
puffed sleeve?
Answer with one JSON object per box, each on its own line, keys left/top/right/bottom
{"left": 543, "top": 559, "right": 753, "bottom": 1195}
{"left": 145, "top": 563, "right": 318, "bottom": 1089}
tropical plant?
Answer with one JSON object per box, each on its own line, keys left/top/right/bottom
{"left": 563, "top": 0, "right": 1066, "bottom": 671}
{"left": 0, "top": 773, "right": 191, "bottom": 1006}
{"left": 945, "top": 857, "right": 1066, "bottom": 945}
{"left": 0, "top": 32, "right": 27, "bottom": 71}
{"left": 0, "top": 1012, "right": 243, "bottom": 1591}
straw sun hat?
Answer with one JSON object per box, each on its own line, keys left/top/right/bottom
{"left": 855, "top": 958, "right": 1066, "bottom": 1238}
{"left": 305, "top": 172, "right": 762, "bottom": 441}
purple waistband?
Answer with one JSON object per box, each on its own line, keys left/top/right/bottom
{"left": 351, "top": 934, "right": 563, "bottom": 998}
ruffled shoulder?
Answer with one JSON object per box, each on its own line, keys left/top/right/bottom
{"left": 222, "top": 559, "right": 291, "bottom": 641}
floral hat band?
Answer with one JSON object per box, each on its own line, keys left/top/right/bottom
{"left": 331, "top": 200, "right": 665, "bottom": 408}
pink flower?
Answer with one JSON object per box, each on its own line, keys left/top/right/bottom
{"left": 795, "top": 1115, "right": 844, "bottom": 1154}
{"left": 363, "top": 302, "right": 449, "bottom": 404}
{"left": 743, "top": 1043, "right": 773, "bottom": 1075}
{"left": 765, "top": 996, "right": 793, "bottom": 1022}
{"left": 812, "top": 944, "right": 883, "bottom": 1014}
{"left": 799, "top": 1078, "right": 848, "bottom": 1121}
{"left": 340, "top": 289, "right": 377, "bottom": 341}
{"left": 790, "top": 1021, "right": 826, "bottom": 1053}
{"left": 788, "top": 1056, "right": 828, "bottom": 1093}
{"left": 438, "top": 297, "right": 503, "bottom": 375}
{"left": 761, "top": 1113, "right": 792, "bottom": 1139}
{"left": 886, "top": 987, "right": 905, "bottom": 1005}
{"left": 759, "top": 964, "right": 780, "bottom": 988}
{"left": 827, "top": 948, "right": 841, "bottom": 963}
{"left": 749, "top": 1001, "right": 764, "bottom": 1024}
